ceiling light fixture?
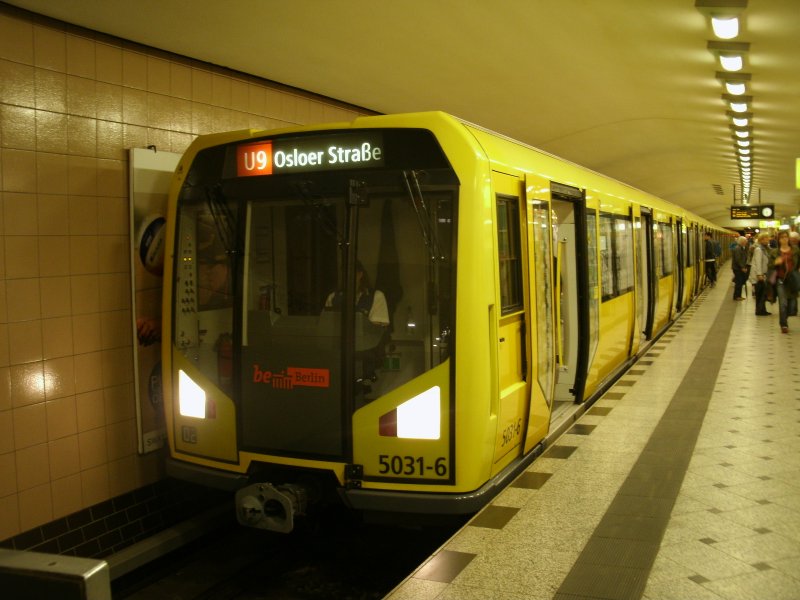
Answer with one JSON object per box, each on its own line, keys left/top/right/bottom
{"left": 711, "top": 16, "right": 739, "bottom": 39}
{"left": 707, "top": 41, "right": 749, "bottom": 72}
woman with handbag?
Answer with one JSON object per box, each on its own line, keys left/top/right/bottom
{"left": 768, "top": 230, "right": 800, "bottom": 333}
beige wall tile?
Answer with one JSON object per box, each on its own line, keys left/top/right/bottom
{"left": 78, "top": 426, "right": 107, "bottom": 470}
{"left": 101, "top": 346, "right": 133, "bottom": 388}
{"left": 108, "top": 455, "right": 136, "bottom": 497}
{"left": 8, "top": 320, "right": 42, "bottom": 365}
{"left": 96, "top": 159, "right": 125, "bottom": 197}
{"left": 44, "top": 356, "right": 76, "bottom": 400}
{"left": 76, "top": 389, "right": 104, "bottom": 432}
{"left": 38, "top": 235, "right": 70, "bottom": 277}
{"left": 10, "top": 362, "right": 44, "bottom": 408}
{"left": 0, "top": 409, "right": 12, "bottom": 453}
{"left": 69, "top": 195, "right": 98, "bottom": 235}
{"left": 36, "top": 152, "right": 69, "bottom": 195}
{"left": 104, "top": 383, "right": 134, "bottom": 424}
{"left": 0, "top": 368, "right": 11, "bottom": 411}
{"left": 147, "top": 57, "right": 170, "bottom": 95}
{"left": 1, "top": 105, "right": 36, "bottom": 151}
{"left": 33, "top": 25, "right": 66, "bottom": 71}
{"left": 6, "top": 278, "right": 41, "bottom": 322}
{"left": 80, "top": 464, "right": 108, "bottom": 506}
{"left": 3, "top": 191, "right": 37, "bottom": 235}
{"left": 5, "top": 235, "right": 39, "bottom": 278}
{"left": 0, "top": 281, "right": 6, "bottom": 324}
{"left": 170, "top": 63, "right": 191, "bottom": 99}
{"left": 72, "top": 312, "right": 102, "bottom": 354}
{"left": 98, "top": 235, "right": 129, "bottom": 273}
{"left": 0, "top": 13, "right": 33, "bottom": 64}
{"left": 69, "top": 236, "right": 99, "bottom": 275}
{"left": 97, "top": 121, "right": 124, "bottom": 159}
{"left": 191, "top": 68, "right": 212, "bottom": 103}
{"left": 100, "top": 309, "right": 131, "bottom": 350}
{"left": 66, "top": 34, "right": 95, "bottom": 79}
{"left": 35, "top": 110, "right": 69, "bottom": 154}
{"left": 96, "top": 43, "right": 122, "bottom": 85}
{"left": 122, "top": 87, "right": 148, "bottom": 125}
{"left": 48, "top": 434, "right": 79, "bottom": 479}
{"left": 51, "top": 473, "right": 82, "bottom": 519}
{"left": 15, "top": 442, "right": 49, "bottom": 490}
{"left": 34, "top": 68, "right": 66, "bottom": 112}
{"left": 231, "top": 79, "right": 249, "bottom": 112}
{"left": 70, "top": 274, "right": 100, "bottom": 314}
{"left": 248, "top": 84, "right": 265, "bottom": 115}
{"left": 42, "top": 316, "right": 73, "bottom": 359}
{"left": 36, "top": 194, "right": 69, "bottom": 235}
{"left": 73, "top": 351, "right": 103, "bottom": 394}
{"left": 67, "top": 114, "right": 97, "bottom": 155}
{"left": 67, "top": 155, "right": 97, "bottom": 196}
{"left": 0, "top": 324, "right": 8, "bottom": 368}
{"left": 0, "top": 450, "right": 16, "bottom": 496}
{"left": 2, "top": 61, "right": 35, "bottom": 109}
{"left": 97, "top": 197, "right": 128, "bottom": 235}
{"left": 99, "top": 272, "right": 130, "bottom": 311}
{"left": 122, "top": 50, "right": 147, "bottom": 89}
{"left": 40, "top": 276, "right": 72, "bottom": 317}
{"left": 0, "top": 493, "right": 20, "bottom": 540}
{"left": 2, "top": 149, "right": 36, "bottom": 193}
{"left": 18, "top": 483, "right": 52, "bottom": 531}
{"left": 106, "top": 418, "right": 136, "bottom": 462}
{"left": 66, "top": 76, "right": 96, "bottom": 119}
{"left": 45, "top": 395, "right": 77, "bottom": 440}
{"left": 148, "top": 93, "right": 172, "bottom": 130}
{"left": 13, "top": 402, "right": 47, "bottom": 448}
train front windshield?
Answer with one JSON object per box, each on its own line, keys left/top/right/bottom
{"left": 172, "top": 129, "right": 457, "bottom": 459}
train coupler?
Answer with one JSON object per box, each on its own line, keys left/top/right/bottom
{"left": 235, "top": 482, "right": 308, "bottom": 533}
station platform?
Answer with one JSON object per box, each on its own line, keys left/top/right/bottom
{"left": 385, "top": 278, "right": 800, "bottom": 600}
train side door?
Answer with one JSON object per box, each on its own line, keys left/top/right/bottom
{"left": 550, "top": 182, "right": 590, "bottom": 411}
{"left": 490, "top": 173, "right": 531, "bottom": 471}
{"left": 674, "top": 218, "right": 684, "bottom": 314}
{"left": 640, "top": 208, "right": 656, "bottom": 340}
{"left": 522, "top": 176, "right": 555, "bottom": 451}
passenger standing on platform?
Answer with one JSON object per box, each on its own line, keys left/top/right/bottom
{"left": 768, "top": 230, "right": 800, "bottom": 333}
{"left": 703, "top": 232, "right": 717, "bottom": 287}
{"left": 750, "top": 232, "right": 771, "bottom": 316}
{"left": 732, "top": 236, "right": 749, "bottom": 301}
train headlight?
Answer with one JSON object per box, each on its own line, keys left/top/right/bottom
{"left": 179, "top": 370, "right": 207, "bottom": 418}
{"left": 379, "top": 386, "right": 440, "bottom": 439}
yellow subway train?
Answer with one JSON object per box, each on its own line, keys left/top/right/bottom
{"left": 162, "top": 112, "right": 727, "bottom": 532}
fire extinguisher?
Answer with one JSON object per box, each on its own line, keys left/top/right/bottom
{"left": 215, "top": 333, "right": 233, "bottom": 389}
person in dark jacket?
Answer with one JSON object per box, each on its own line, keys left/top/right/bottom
{"left": 731, "top": 236, "right": 749, "bottom": 301}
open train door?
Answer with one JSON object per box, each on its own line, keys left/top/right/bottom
{"left": 521, "top": 175, "right": 555, "bottom": 452}
{"left": 549, "top": 182, "right": 590, "bottom": 413}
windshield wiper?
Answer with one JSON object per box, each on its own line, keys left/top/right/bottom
{"left": 402, "top": 170, "right": 443, "bottom": 262}
{"left": 206, "top": 184, "right": 237, "bottom": 256}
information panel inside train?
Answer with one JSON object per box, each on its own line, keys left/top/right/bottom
{"left": 236, "top": 133, "right": 384, "bottom": 176}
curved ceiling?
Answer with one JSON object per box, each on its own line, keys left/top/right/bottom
{"left": 7, "top": 0, "right": 800, "bottom": 227}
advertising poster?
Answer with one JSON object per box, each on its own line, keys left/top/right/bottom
{"left": 129, "top": 148, "right": 181, "bottom": 454}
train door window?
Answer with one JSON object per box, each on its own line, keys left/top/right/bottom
{"left": 496, "top": 195, "right": 523, "bottom": 314}
{"left": 585, "top": 209, "right": 600, "bottom": 363}
{"left": 659, "top": 222, "right": 674, "bottom": 276}
{"left": 531, "top": 201, "right": 553, "bottom": 399}
{"left": 599, "top": 212, "right": 634, "bottom": 301}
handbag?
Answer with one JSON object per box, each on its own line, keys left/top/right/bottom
{"left": 785, "top": 270, "right": 800, "bottom": 294}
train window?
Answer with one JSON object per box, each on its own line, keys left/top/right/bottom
{"left": 585, "top": 209, "right": 600, "bottom": 364}
{"left": 658, "top": 222, "right": 674, "bottom": 276}
{"left": 599, "top": 212, "right": 634, "bottom": 301}
{"left": 531, "top": 202, "right": 553, "bottom": 399}
{"left": 496, "top": 195, "right": 523, "bottom": 314}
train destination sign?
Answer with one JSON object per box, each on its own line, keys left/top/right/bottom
{"left": 236, "top": 133, "right": 384, "bottom": 177}
{"left": 730, "top": 204, "right": 774, "bottom": 219}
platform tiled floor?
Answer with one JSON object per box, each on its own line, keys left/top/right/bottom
{"left": 385, "top": 279, "right": 800, "bottom": 600}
